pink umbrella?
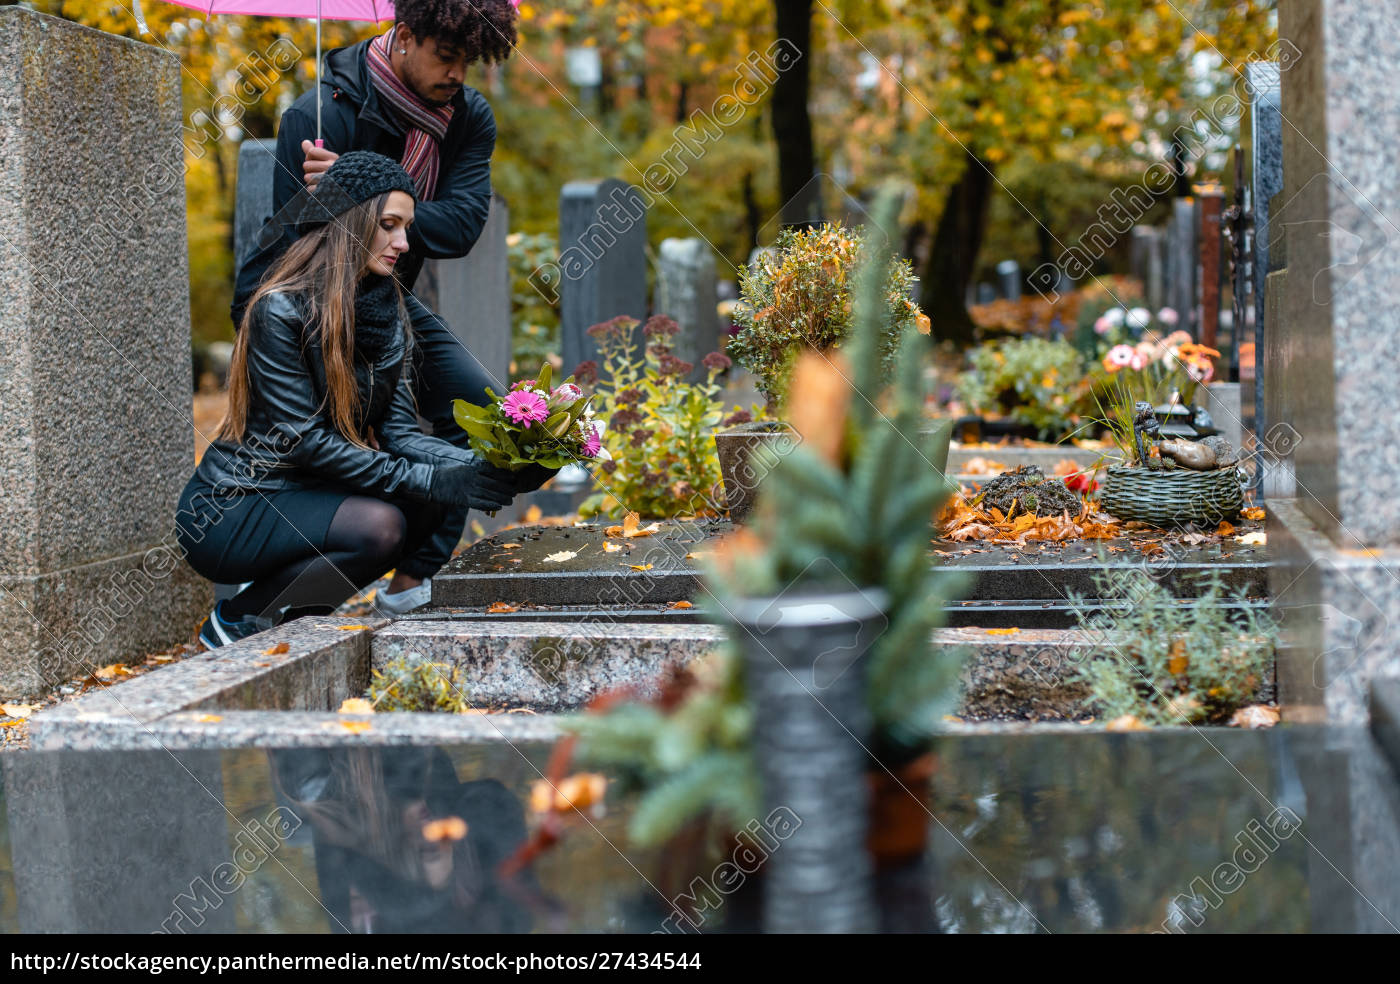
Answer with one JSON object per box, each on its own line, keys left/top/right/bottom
{"left": 139, "top": 0, "right": 397, "bottom": 144}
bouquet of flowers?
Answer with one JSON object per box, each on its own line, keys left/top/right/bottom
{"left": 1098, "top": 328, "right": 1218, "bottom": 407}
{"left": 452, "top": 363, "right": 606, "bottom": 470}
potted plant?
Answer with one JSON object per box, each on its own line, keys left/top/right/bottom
{"left": 956, "top": 335, "right": 1091, "bottom": 442}
{"left": 718, "top": 220, "right": 945, "bottom": 521}
{"left": 1092, "top": 376, "right": 1245, "bottom": 527}
{"left": 553, "top": 190, "right": 965, "bottom": 931}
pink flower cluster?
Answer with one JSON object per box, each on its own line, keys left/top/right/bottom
{"left": 501, "top": 389, "right": 549, "bottom": 426}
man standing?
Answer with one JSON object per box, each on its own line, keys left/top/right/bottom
{"left": 234, "top": 0, "right": 536, "bottom": 614}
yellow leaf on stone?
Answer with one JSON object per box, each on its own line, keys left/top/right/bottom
{"left": 1, "top": 703, "right": 33, "bottom": 719}
{"left": 984, "top": 627, "right": 1019, "bottom": 635}
{"left": 197, "top": 714, "right": 223, "bottom": 723}
{"left": 668, "top": 601, "right": 694, "bottom": 610}
{"left": 263, "top": 642, "right": 290, "bottom": 655}
{"left": 339, "top": 625, "right": 372, "bottom": 631}
{"left": 625, "top": 563, "right": 654, "bottom": 572}
{"left": 0, "top": 720, "right": 22, "bottom": 729}
{"left": 94, "top": 664, "right": 130, "bottom": 680}
{"left": 1235, "top": 531, "right": 1266, "bottom": 545}
{"left": 602, "top": 542, "right": 623, "bottom": 553}
{"left": 543, "top": 550, "right": 579, "bottom": 563}
{"left": 1168, "top": 640, "right": 1188, "bottom": 675}
{"left": 340, "top": 720, "right": 372, "bottom": 734}
{"left": 1106, "top": 714, "right": 1149, "bottom": 732}
{"left": 1242, "top": 507, "right": 1266, "bottom": 521}
{"left": 338, "top": 698, "right": 375, "bottom": 715}
{"left": 1229, "top": 705, "right": 1280, "bottom": 729}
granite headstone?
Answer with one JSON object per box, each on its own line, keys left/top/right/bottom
{"left": 558, "top": 179, "right": 648, "bottom": 373}
{"left": 653, "top": 237, "right": 721, "bottom": 380}
{"left": 419, "top": 191, "right": 512, "bottom": 394}
{"left": 0, "top": 9, "right": 211, "bottom": 694}
{"left": 232, "top": 138, "right": 278, "bottom": 274}
{"left": 1265, "top": 0, "right": 1400, "bottom": 933}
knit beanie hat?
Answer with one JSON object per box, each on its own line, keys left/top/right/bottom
{"left": 285, "top": 151, "right": 418, "bottom": 233}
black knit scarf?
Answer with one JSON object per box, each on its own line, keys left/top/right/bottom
{"left": 353, "top": 274, "right": 404, "bottom": 361}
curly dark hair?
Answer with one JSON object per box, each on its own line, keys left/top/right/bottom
{"left": 395, "top": 0, "right": 518, "bottom": 65}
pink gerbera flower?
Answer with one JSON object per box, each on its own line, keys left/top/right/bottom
{"left": 1105, "top": 344, "right": 1135, "bottom": 368}
{"left": 501, "top": 389, "right": 549, "bottom": 426}
{"left": 581, "top": 424, "right": 602, "bottom": 458}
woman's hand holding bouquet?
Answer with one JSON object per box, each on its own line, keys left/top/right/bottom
{"left": 452, "top": 364, "right": 606, "bottom": 497}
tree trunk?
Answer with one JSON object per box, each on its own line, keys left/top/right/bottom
{"left": 674, "top": 80, "right": 689, "bottom": 124}
{"left": 771, "top": 0, "right": 818, "bottom": 230}
{"left": 921, "top": 145, "right": 995, "bottom": 348}
{"left": 743, "top": 170, "right": 762, "bottom": 254}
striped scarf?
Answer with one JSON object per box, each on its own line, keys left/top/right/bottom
{"left": 364, "top": 30, "right": 455, "bottom": 201}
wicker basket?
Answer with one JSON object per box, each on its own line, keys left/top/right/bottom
{"left": 1100, "top": 466, "right": 1244, "bottom": 527}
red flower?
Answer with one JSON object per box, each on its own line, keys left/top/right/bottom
{"left": 1064, "top": 471, "right": 1098, "bottom": 494}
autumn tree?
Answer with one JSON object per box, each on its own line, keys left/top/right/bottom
{"left": 831, "top": 0, "right": 1276, "bottom": 345}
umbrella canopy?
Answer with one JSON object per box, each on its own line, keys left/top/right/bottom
{"left": 152, "top": 0, "right": 397, "bottom": 141}
{"left": 158, "top": 0, "right": 392, "bottom": 18}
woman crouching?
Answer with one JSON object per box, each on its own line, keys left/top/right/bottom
{"left": 175, "top": 152, "right": 538, "bottom": 648}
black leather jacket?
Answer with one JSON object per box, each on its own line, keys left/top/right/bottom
{"left": 193, "top": 290, "right": 475, "bottom": 501}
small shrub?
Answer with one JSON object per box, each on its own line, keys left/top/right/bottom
{"left": 957, "top": 336, "right": 1089, "bottom": 439}
{"left": 1070, "top": 568, "right": 1277, "bottom": 725}
{"left": 368, "top": 653, "right": 470, "bottom": 713}
{"left": 729, "top": 222, "right": 926, "bottom": 412}
{"left": 577, "top": 314, "right": 752, "bottom": 519}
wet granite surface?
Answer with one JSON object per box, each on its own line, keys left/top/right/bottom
{"left": 436, "top": 520, "right": 1271, "bottom": 611}
{"left": 0, "top": 728, "right": 1341, "bottom": 932}
{"left": 434, "top": 520, "right": 725, "bottom": 607}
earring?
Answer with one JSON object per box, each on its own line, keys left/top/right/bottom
{"left": 399, "top": 48, "right": 406, "bottom": 54}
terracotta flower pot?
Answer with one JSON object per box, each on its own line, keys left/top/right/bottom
{"left": 866, "top": 752, "right": 938, "bottom": 868}
{"left": 713, "top": 421, "right": 798, "bottom": 522}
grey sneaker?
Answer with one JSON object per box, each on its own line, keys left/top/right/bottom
{"left": 375, "top": 578, "right": 432, "bottom": 616}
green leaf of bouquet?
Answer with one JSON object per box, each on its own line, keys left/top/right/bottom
{"left": 452, "top": 400, "right": 485, "bottom": 432}
{"left": 459, "top": 421, "right": 499, "bottom": 445}
{"left": 536, "top": 363, "right": 553, "bottom": 391}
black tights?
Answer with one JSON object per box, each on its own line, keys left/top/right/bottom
{"left": 221, "top": 496, "right": 440, "bottom": 623}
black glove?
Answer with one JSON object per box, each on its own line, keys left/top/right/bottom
{"left": 428, "top": 459, "right": 515, "bottom": 512}
{"left": 513, "top": 463, "right": 559, "bottom": 494}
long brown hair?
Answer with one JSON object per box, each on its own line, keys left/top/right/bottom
{"left": 218, "top": 192, "right": 408, "bottom": 448}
